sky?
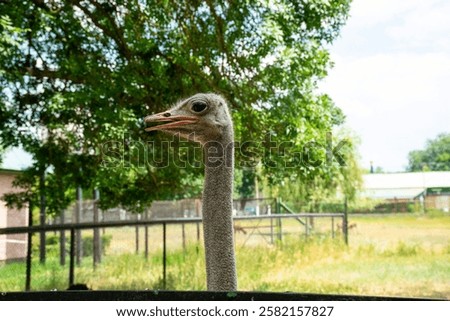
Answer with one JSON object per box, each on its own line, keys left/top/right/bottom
{"left": 2, "top": 0, "right": 450, "bottom": 172}
{"left": 319, "top": 0, "right": 450, "bottom": 172}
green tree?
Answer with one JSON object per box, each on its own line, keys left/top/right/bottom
{"left": 0, "top": 0, "right": 351, "bottom": 214}
{"left": 0, "top": 14, "right": 24, "bottom": 167}
{"left": 264, "top": 129, "right": 363, "bottom": 210}
{"left": 407, "top": 133, "right": 450, "bottom": 172}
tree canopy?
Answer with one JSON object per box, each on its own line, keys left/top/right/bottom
{"left": 0, "top": 0, "right": 353, "bottom": 214}
{"left": 407, "top": 133, "right": 450, "bottom": 172}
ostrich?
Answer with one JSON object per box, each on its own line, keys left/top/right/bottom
{"left": 144, "top": 93, "right": 237, "bottom": 291}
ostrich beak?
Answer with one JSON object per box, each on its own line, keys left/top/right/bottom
{"left": 144, "top": 111, "right": 199, "bottom": 132}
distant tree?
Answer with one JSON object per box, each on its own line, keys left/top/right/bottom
{"left": 237, "top": 168, "right": 256, "bottom": 199}
{"left": 263, "top": 130, "right": 363, "bottom": 209}
{"left": 374, "top": 166, "right": 384, "bottom": 173}
{"left": 364, "top": 165, "right": 384, "bottom": 174}
{"left": 407, "top": 133, "right": 450, "bottom": 172}
{"left": 0, "top": 1, "right": 351, "bottom": 214}
{"left": 0, "top": 15, "right": 20, "bottom": 168}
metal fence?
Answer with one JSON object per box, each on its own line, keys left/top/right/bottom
{"left": 280, "top": 200, "right": 427, "bottom": 215}
{"left": 52, "top": 197, "right": 278, "bottom": 222}
{"left": 0, "top": 205, "right": 346, "bottom": 291}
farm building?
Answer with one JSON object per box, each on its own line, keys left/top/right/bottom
{"left": 0, "top": 168, "right": 28, "bottom": 262}
{"left": 362, "top": 171, "right": 450, "bottom": 212}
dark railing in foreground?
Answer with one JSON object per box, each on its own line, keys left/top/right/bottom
{"left": 0, "top": 289, "right": 431, "bottom": 301}
{"left": 0, "top": 212, "right": 346, "bottom": 292}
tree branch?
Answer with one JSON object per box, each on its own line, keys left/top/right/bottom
{"left": 30, "top": 0, "right": 62, "bottom": 14}
{"left": 69, "top": 0, "right": 132, "bottom": 61}
{"left": 205, "top": 0, "right": 227, "bottom": 54}
{"left": 15, "top": 66, "right": 86, "bottom": 84}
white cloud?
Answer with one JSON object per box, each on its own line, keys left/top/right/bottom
{"left": 386, "top": 1, "right": 450, "bottom": 51}
{"left": 321, "top": 52, "right": 450, "bottom": 171}
{"left": 335, "top": 0, "right": 450, "bottom": 55}
{"left": 319, "top": 0, "right": 450, "bottom": 171}
{"left": 347, "top": 0, "right": 442, "bottom": 28}
{"left": 325, "top": 52, "right": 450, "bottom": 110}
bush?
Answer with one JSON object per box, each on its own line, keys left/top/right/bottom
{"left": 37, "top": 234, "right": 63, "bottom": 257}
{"left": 426, "top": 208, "right": 449, "bottom": 218}
{"left": 82, "top": 235, "right": 112, "bottom": 257}
{"left": 36, "top": 233, "right": 112, "bottom": 258}
{"left": 45, "top": 235, "right": 59, "bottom": 246}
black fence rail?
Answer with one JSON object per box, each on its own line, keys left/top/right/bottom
{"left": 0, "top": 211, "right": 345, "bottom": 292}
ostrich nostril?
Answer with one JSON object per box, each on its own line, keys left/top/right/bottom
{"left": 163, "top": 112, "right": 171, "bottom": 117}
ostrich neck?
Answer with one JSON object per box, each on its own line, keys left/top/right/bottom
{"left": 202, "top": 125, "right": 237, "bottom": 291}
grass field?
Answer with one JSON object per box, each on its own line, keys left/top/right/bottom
{"left": 1, "top": 213, "right": 449, "bottom": 298}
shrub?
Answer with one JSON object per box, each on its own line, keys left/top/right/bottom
{"left": 426, "top": 208, "right": 448, "bottom": 218}
{"left": 82, "top": 235, "right": 112, "bottom": 257}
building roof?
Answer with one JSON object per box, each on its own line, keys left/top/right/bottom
{"left": 362, "top": 171, "right": 450, "bottom": 199}
{"left": 0, "top": 168, "right": 23, "bottom": 175}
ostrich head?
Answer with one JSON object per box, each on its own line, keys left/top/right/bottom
{"left": 144, "top": 93, "right": 232, "bottom": 145}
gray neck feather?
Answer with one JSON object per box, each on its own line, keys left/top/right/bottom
{"left": 202, "top": 124, "right": 237, "bottom": 291}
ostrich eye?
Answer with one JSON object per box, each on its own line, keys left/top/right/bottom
{"left": 191, "top": 102, "right": 207, "bottom": 113}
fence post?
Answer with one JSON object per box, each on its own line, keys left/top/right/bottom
{"left": 275, "top": 197, "right": 281, "bottom": 214}
{"left": 331, "top": 216, "right": 335, "bottom": 239}
{"left": 196, "top": 221, "right": 200, "bottom": 254}
{"left": 93, "top": 189, "right": 101, "bottom": 267}
{"left": 135, "top": 220, "right": 140, "bottom": 254}
{"left": 69, "top": 228, "right": 75, "bottom": 287}
{"left": 75, "top": 187, "right": 82, "bottom": 265}
{"left": 270, "top": 217, "right": 274, "bottom": 244}
{"left": 343, "top": 198, "right": 349, "bottom": 245}
{"left": 144, "top": 209, "right": 149, "bottom": 260}
{"left": 195, "top": 199, "right": 201, "bottom": 254}
{"left": 181, "top": 223, "right": 186, "bottom": 253}
{"left": 277, "top": 217, "right": 282, "bottom": 243}
{"left": 162, "top": 222, "right": 167, "bottom": 289}
{"left": 304, "top": 216, "right": 309, "bottom": 240}
{"left": 275, "top": 197, "right": 282, "bottom": 243}
{"left": 59, "top": 209, "right": 66, "bottom": 266}
{"left": 25, "top": 202, "right": 33, "bottom": 291}
{"left": 39, "top": 172, "right": 46, "bottom": 264}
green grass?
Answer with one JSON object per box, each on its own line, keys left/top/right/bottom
{"left": 237, "top": 237, "right": 450, "bottom": 298}
{"left": 1, "top": 214, "right": 449, "bottom": 298}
